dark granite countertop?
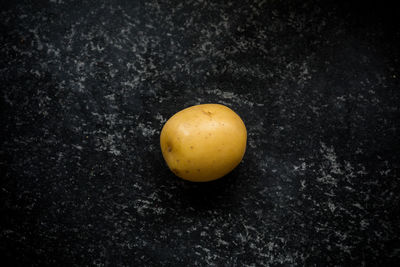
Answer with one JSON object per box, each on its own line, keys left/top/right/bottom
{"left": 1, "top": 0, "right": 400, "bottom": 266}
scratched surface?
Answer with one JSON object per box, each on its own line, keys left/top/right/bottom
{"left": 1, "top": 0, "right": 400, "bottom": 265}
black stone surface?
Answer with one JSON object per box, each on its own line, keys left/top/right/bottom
{"left": 1, "top": 0, "right": 400, "bottom": 266}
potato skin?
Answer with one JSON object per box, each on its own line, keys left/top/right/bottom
{"left": 160, "top": 104, "right": 247, "bottom": 182}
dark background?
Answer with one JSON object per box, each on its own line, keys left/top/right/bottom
{"left": 1, "top": 0, "right": 400, "bottom": 266}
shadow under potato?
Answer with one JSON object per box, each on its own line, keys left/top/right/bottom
{"left": 175, "top": 167, "right": 242, "bottom": 210}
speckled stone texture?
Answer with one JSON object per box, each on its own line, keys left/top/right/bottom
{"left": 1, "top": 0, "right": 400, "bottom": 266}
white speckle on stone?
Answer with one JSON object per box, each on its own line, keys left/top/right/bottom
{"left": 217, "top": 239, "right": 229, "bottom": 246}
{"left": 46, "top": 43, "right": 60, "bottom": 57}
{"left": 293, "top": 162, "right": 307, "bottom": 171}
{"left": 109, "top": 146, "right": 121, "bottom": 156}
{"left": 206, "top": 88, "right": 257, "bottom": 107}
{"left": 121, "top": 79, "right": 140, "bottom": 89}
{"left": 137, "top": 123, "right": 156, "bottom": 137}
{"left": 320, "top": 142, "right": 343, "bottom": 175}
{"left": 93, "top": 131, "right": 122, "bottom": 156}
{"left": 104, "top": 94, "right": 115, "bottom": 101}
{"left": 300, "top": 179, "right": 306, "bottom": 190}
{"left": 248, "top": 139, "right": 257, "bottom": 148}
{"left": 72, "top": 144, "right": 83, "bottom": 150}
{"left": 29, "top": 27, "right": 43, "bottom": 51}
{"left": 360, "top": 219, "right": 369, "bottom": 229}
{"left": 316, "top": 172, "right": 337, "bottom": 186}
{"left": 154, "top": 113, "right": 166, "bottom": 124}
{"left": 75, "top": 61, "right": 85, "bottom": 72}
{"left": 267, "top": 241, "right": 274, "bottom": 251}
{"left": 352, "top": 203, "right": 364, "bottom": 210}
{"left": 328, "top": 202, "right": 336, "bottom": 212}
{"left": 236, "top": 232, "right": 247, "bottom": 243}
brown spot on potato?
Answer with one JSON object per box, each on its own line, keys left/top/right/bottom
{"left": 166, "top": 141, "right": 173, "bottom": 152}
{"left": 185, "top": 170, "right": 190, "bottom": 174}
{"left": 190, "top": 146, "right": 194, "bottom": 149}
{"left": 197, "top": 169, "right": 201, "bottom": 172}
{"left": 202, "top": 110, "right": 213, "bottom": 116}
{"left": 187, "top": 160, "right": 191, "bottom": 163}
{"left": 172, "top": 168, "right": 180, "bottom": 175}
{"left": 176, "top": 159, "right": 180, "bottom": 163}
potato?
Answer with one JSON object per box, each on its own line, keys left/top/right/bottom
{"left": 160, "top": 104, "right": 247, "bottom": 182}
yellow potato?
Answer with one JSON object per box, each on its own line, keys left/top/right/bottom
{"left": 160, "top": 104, "right": 247, "bottom": 182}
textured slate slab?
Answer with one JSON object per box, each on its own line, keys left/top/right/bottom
{"left": 1, "top": 0, "right": 399, "bottom": 265}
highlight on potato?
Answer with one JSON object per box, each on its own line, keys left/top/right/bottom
{"left": 160, "top": 103, "right": 247, "bottom": 182}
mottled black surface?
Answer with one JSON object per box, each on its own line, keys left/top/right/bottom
{"left": 1, "top": 0, "right": 400, "bottom": 266}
